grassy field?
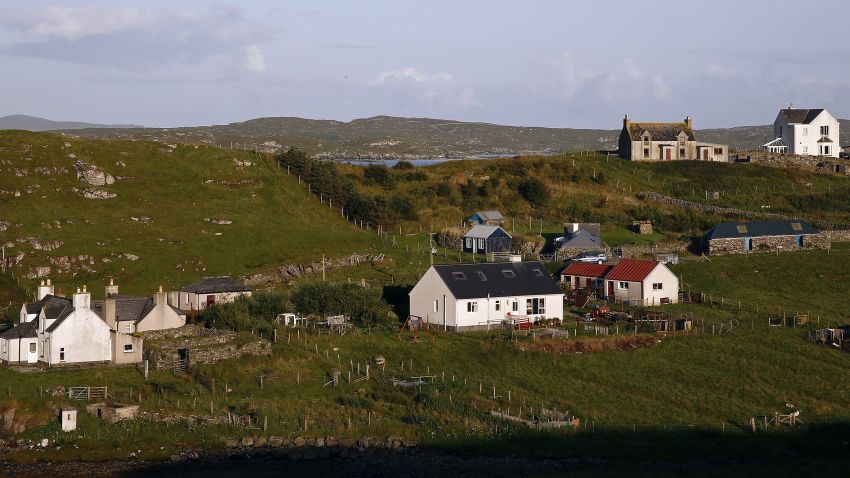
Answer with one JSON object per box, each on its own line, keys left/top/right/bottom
{"left": 0, "top": 131, "right": 386, "bottom": 297}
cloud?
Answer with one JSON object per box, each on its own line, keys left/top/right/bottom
{"left": 651, "top": 74, "right": 672, "bottom": 100}
{"left": 374, "top": 67, "right": 452, "bottom": 85}
{"left": 548, "top": 51, "right": 595, "bottom": 100}
{"left": 244, "top": 45, "right": 266, "bottom": 72}
{"left": 704, "top": 63, "right": 737, "bottom": 79}
{"left": 0, "top": 5, "right": 272, "bottom": 72}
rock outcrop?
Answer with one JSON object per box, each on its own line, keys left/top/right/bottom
{"left": 74, "top": 160, "right": 115, "bottom": 186}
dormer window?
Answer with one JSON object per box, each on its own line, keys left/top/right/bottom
{"left": 820, "top": 125, "right": 829, "bottom": 136}
{"left": 643, "top": 136, "right": 650, "bottom": 144}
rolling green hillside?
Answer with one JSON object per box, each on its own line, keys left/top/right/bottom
{"left": 0, "top": 131, "right": 382, "bottom": 297}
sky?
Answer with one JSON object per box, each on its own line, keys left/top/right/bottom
{"left": 0, "top": 0, "right": 848, "bottom": 129}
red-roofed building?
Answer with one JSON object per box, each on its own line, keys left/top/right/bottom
{"left": 560, "top": 263, "right": 612, "bottom": 295}
{"left": 604, "top": 259, "right": 678, "bottom": 306}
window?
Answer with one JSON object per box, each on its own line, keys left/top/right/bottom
{"left": 679, "top": 148, "right": 685, "bottom": 157}
{"left": 643, "top": 148, "right": 649, "bottom": 158}
{"left": 824, "top": 146, "right": 831, "bottom": 155}
{"left": 618, "top": 282, "right": 629, "bottom": 290}
{"left": 652, "top": 283, "right": 663, "bottom": 290}
{"left": 512, "top": 301, "right": 519, "bottom": 312}
{"left": 477, "top": 238, "right": 485, "bottom": 249}
{"left": 465, "top": 238, "right": 472, "bottom": 249}
{"left": 467, "top": 301, "right": 478, "bottom": 313}
{"left": 452, "top": 271, "right": 467, "bottom": 280}
{"left": 532, "top": 268, "right": 544, "bottom": 277}
{"left": 803, "top": 128, "right": 808, "bottom": 136}
{"left": 59, "top": 347, "right": 65, "bottom": 362}
{"left": 736, "top": 225, "right": 748, "bottom": 234}
{"left": 643, "top": 136, "right": 650, "bottom": 145}
{"left": 123, "top": 344, "right": 134, "bottom": 353}
{"left": 679, "top": 138, "right": 685, "bottom": 146}
{"left": 433, "top": 300, "right": 439, "bottom": 312}
{"left": 495, "top": 300, "right": 501, "bottom": 312}
{"left": 714, "top": 148, "right": 723, "bottom": 155}
{"left": 476, "top": 271, "right": 487, "bottom": 281}
{"left": 526, "top": 298, "right": 545, "bottom": 315}
{"left": 125, "top": 324, "right": 133, "bottom": 333}
{"left": 29, "top": 343, "right": 36, "bottom": 353}
{"left": 803, "top": 146, "right": 808, "bottom": 153}
{"left": 821, "top": 125, "right": 829, "bottom": 135}
{"left": 791, "top": 222, "right": 803, "bottom": 231}
{"left": 501, "top": 270, "right": 516, "bottom": 278}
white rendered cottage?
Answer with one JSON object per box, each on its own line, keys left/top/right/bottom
{"left": 174, "top": 276, "right": 252, "bottom": 311}
{"left": 772, "top": 107, "right": 840, "bottom": 157}
{"left": 37, "top": 286, "right": 112, "bottom": 366}
{"left": 2, "top": 279, "right": 64, "bottom": 364}
{"left": 409, "top": 261, "right": 564, "bottom": 331}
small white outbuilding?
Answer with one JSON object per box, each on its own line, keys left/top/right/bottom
{"left": 61, "top": 407, "right": 77, "bottom": 432}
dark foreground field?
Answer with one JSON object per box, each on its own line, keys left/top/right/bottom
{"left": 4, "top": 424, "right": 850, "bottom": 478}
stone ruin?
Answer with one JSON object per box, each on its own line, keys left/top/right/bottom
{"left": 142, "top": 324, "right": 271, "bottom": 370}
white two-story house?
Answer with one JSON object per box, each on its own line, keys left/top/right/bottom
{"left": 409, "top": 261, "right": 564, "bottom": 331}
{"left": 772, "top": 107, "right": 840, "bottom": 157}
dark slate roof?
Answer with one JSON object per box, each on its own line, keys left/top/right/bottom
{"left": 627, "top": 122, "right": 696, "bottom": 141}
{"left": 45, "top": 306, "right": 74, "bottom": 333}
{"left": 41, "top": 295, "right": 72, "bottom": 320}
{"left": 180, "top": 276, "right": 251, "bottom": 294}
{"left": 92, "top": 295, "right": 155, "bottom": 323}
{"left": 817, "top": 136, "right": 833, "bottom": 143}
{"left": 779, "top": 108, "right": 824, "bottom": 125}
{"left": 0, "top": 320, "right": 37, "bottom": 340}
{"left": 431, "top": 261, "right": 563, "bottom": 300}
{"left": 560, "top": 230, "right": 603, "bottom": 249}
{"left": 463, "top": 225, "right": 511, "bottom": 239}
{"left": 25, "top": 303, "right": 42, "bottom": 315}
{"left": 706, "top": 220, "right": 819, "bottom": 240}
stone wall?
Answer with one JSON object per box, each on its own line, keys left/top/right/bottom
{"left": 242, "top": 253, "right": 385, "bottom": 287}
{"left": 824, "top": 230, "right": 850, "bottom": 243}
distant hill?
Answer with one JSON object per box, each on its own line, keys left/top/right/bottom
{"left": 0, "top": 114, "right": 144, "bottom": 132}
{"left": 54, "top": 115, "right": 850, "bottom": 157}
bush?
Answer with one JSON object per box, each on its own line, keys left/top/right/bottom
{"left": 363, "top": 164, "right": 394, "bottom": 188}
{"left": 392, "top": 161, "right": 414, "bottom": 170}
{"left": 517, "top": 179, "right": 550, "bottom": 207}
{"left": 435, "top": 182, "right": 453, "bottom": 197}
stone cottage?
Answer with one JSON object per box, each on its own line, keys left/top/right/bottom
{"left": 618, "top": 114, "right": 728, "bottom": 162}
{"left": 705, "top": 220, "right": 829, "bottom": 255}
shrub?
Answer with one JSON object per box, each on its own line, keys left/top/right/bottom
{"left": 392, "top": 161, "right": 415, "bottom": 170}
{"left": 363, "top": 164, "right": 394, "bottom": 188}
{"left": 517, "top": 179, "right": 550, "bottom": 207}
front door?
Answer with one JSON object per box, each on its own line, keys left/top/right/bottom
{"left": 574, "top": 277, "right": 579, "bottom": 289}
{"left": 607, "top": 281, "right": 614, "bottom": 298}
{"left": 703, "top": 149, "right": 708, "bottom": 160}
{"left": 665, "top": 148, "right": 671, "bottom": 160}
{"left": 206, "top": 295, "right": 216, "bottom": 307}
{"left": 27, "top": 342, "right": 37, "bottom": 363}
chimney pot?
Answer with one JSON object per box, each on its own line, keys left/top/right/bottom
{"left": 47, "top": 279, "right": 51, "bottom": 286}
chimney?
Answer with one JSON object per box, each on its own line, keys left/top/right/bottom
{"left": 685, "top": 116, "right": 692, "bottom": 129}
{"left": 154, "top": 285, "right": 167, "bottom": 306}
{"left": 103, "top": 296, "right": 116, "bottom": 329}
{"left": 104, "top": 277, "right": 119, "bottom": 297}
{"left": 73, "top": 286, "right": 90, "bottom": 310}
{"left": 623, "top": 113, "right": 630, "bottom": 129}
{"left": 37, "top": 279, "right": 55, "bottom": 301}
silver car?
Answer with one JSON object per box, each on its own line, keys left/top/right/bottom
{"left": 572, "top": 251, "right": 607, "bottom": 264}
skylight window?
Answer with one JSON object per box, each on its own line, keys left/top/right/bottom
{"left": 476, "top": 271, "right": 487, "bottom": 281}
{"left": 736, "top": 225, "right": 748, "bottom": 234}
{"left": 532, "top": 269, "right": 544, "bottom": 277}
{"left": 452, "top": 272, "right": 467, "bottom": 280}
{"left": 501, "top": 270, "right": 516, "bottom": 278}
{"left": 791, "top": 222, "right": 803, "bottom": 231}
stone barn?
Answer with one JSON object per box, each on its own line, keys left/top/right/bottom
{"left": 705, "top": 220, "right": 829, "bottom": 255}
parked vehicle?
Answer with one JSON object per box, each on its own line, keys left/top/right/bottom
{"left": 572, "top": 251, "right": 607, "bottom": 264}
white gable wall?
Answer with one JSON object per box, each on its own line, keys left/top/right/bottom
{"left": 642, "top": 265, "right": 680, "bottom": 305}
{"left": 409, "top": 267, "right": 456, "bottom": 329}
{"left": 453, "top": 293, "right": 564, "bottom": 329}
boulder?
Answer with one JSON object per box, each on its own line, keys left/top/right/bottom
{"left": 268, "top": 436, "right": 284, "bottom": 447}
{"left": 254, "top": 436, "right": 267, "bottom": 448}
{"left": 240, "top": 436, "right": 254, "bottom": 447}
{"left": 292, "top": 436, "right": 306, "bottom": 447}
{"left": 324, "top": 436, "right": 337, "bottom": 447}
